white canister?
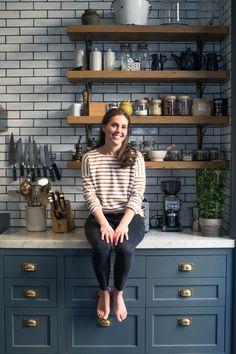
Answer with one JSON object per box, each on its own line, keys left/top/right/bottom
{"left": 111, "top": 0, "right": 151, "bottom": 25}
{"left": 26, "top": 206, "right": 46, "bottom": 232}
{"left": 103, "top": 49, "right": 116, "bottom": 71}
{"left": 90, "top": 48, "right": 102, "bottom": 71}
{"left": 69, "top": 103, "right": 82, "bottom": 116}
{"left": 75, "top": 49, "right": 85, "bottom": 68}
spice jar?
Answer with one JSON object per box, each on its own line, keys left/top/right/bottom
{"left": 177, "top": 95, "right": 192, "bottom": 115}
{"left": 196, "top": 149, "right": 208, "bottom": 161}
{"left": 148, "top": 99, "right": 162, "bottom": 115}
{"left": 134, "top": 99, "right": 148, "bottom": 116}
{"left": 163, "top": 95, "right": 177, "bottom": 115}
{"left": 181, "top": 149, "right": 193, "bottom": 161}
{"left": 209, "top": 148, "right": 219, "bottom": 160}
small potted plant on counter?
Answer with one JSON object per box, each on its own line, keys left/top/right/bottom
{"left": 197, "top": 168, "right": 226, "bottom": 237}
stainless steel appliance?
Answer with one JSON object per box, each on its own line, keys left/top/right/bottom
{"left": 161, "top": 179, "right": 182, "bottom": 231}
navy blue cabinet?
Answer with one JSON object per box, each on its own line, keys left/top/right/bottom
{"left": 0, "top": 248, "right": 233, "bottom": 354}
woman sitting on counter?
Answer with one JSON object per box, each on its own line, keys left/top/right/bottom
{"left": 81, "top": 108, "right": 146, "bottom": 322}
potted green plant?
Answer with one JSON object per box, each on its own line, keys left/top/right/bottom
{"left": 197, "top": 168, "right": 226, "bottom": 237}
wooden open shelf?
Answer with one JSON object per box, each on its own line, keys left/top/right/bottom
{"left": 67, "top": 115, "right": 229, "bottom": 125}
{"left": 67, "top": 70, "right": 229, "bottom": 84}
{"left": 67, "top": 24, "right": 229, "bottom": 42}
{"left": 68, "top": 160, "right": 229, "bottom": 170}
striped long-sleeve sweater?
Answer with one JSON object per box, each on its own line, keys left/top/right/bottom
{"left": 81, "top": 149, "right": 146, "bottom": 216}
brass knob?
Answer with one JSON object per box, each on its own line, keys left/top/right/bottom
{"left": 178, "top": 263, "right": 194, "bottom": 272}
{"left": 178, "top": 288, "right": 193, "bottom": 297}
{"left": 22, "top": 263, "right": 38, "bottom": 272}
{"left": 177, "top": 317, "right": 192, "bottom": 326}
{"left": 24, "top": 319, "right": 38, "bottom": 327}
{"left": 97, "top": 318, "right": 112, "bottom": 327}
{"left": 23, "top": 289, "right": 38, "bottom": 298}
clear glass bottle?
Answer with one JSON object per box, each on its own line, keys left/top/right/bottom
{"left": 120, "top": 43, "right": 132, "bottom": 71}
{"left": 137, "top": 42, "right": 150, "bottom": 70}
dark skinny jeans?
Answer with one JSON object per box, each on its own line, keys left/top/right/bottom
{"left": 85, "top": 213, "right": 145, "bottom": 291}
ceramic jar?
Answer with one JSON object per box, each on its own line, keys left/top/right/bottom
{"left": 81, "top": 9, "right": 100, "bottom": 25}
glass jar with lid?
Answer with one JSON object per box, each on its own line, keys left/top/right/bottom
{"left": 148, "top": 99, "right": 162, "bottom": 115}
{"left": 163, "top": 95, "right": 177, "bottom": 115}
{"left": 134, "top": 99, "right": 148, "bottom": 116}
{"left": 143, "top": 140, "right": 156, "bottom": 161}
{"left": 177, "top": 95, "right": 192, "bottom": 116}
{"left": 120, "top": 43, "right": 132, "bottom": 71}
{"left": 137, "top": 42, "right": 150, "bottom": 71}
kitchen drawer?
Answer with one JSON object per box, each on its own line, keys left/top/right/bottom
{"left": 64, "top": 255, "right": 145, "bottom": 278}
{"left": 4, "top": 256, "right": 56, "bottom": 278}
{"left": 65, "top": 307, "right": 145, "bottom": 354}
{"left": 65, "top": 278, "right": 145, "bottom": 308}
{"left": 146, "top": 277, "right": 225, "bottom": 307}
{"left": 146, "top": 307, "right": 225, "bottom": 353}
{"left": 146, "top": 254, "right": 226, "bottom": 278}
{"left": 4, "top": 278, "right": 57, "bottom": 307}
{"left": 5, "top": 307, "right": 57, "bottom": 354}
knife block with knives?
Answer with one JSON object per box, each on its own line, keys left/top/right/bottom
{"left": 50, "top": 199, "right": 74, "bottom": 233}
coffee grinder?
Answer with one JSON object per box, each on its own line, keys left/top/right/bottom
{"left": 161, "top": 179, "right": 182, "bottom": 231}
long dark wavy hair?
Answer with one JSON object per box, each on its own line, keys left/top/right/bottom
{"left": 93, "top": 108, "right": 137, "bottom": 168}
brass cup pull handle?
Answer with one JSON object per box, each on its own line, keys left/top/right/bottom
{"left": 177, "top": 317, "right": 192, "bottom": 326}
{"left": 97, "top": 318, "right": 112, "bottom": 327}
{"left": 23, "top": 289, "right": 38, "bottom": 298}
{"left": 178, "top": 263, "right": 194, "bottom": 272}
{"left": 178, "top": 288, "right": 193, "bottom": 297}
{"left": 22, "top": 263, "right": 38, "bottom": 272}
{"left": 24, "top": 319, "right": 38, "bottom": 327}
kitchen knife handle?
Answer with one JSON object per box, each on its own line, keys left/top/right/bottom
{"left": 52, "top": 163, "right": 61, "bottom": 180}
{"left": 20, "top": 163, "right": 24, "bottom": 178}
{"left": 13, "top": 165, "right": 17, "bottom": 181}
{"left": 43, "top": 165, "right": 47, "bottom": 178}
{"left": 36, "top": 167, "right": 41, "bottom": 178}
{"left": 31, "top": 168, "right": 36, "bottom": 182}
{"left": 48, "top": 167, "right": 55, "bottom": 182}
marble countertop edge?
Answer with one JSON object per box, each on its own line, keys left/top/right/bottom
{"left": 0, "top": 228, "right": 234, "bottom": 249}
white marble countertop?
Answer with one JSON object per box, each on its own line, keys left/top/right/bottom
{"left": 0, "top": 228, "right": 234, "bottom": 249}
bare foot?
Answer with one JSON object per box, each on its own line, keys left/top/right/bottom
{"left": 97, "top": 289, "right": 110, "bottom": 319}
{"left": 113, "top": 289, "right": 127, "bottom": 322}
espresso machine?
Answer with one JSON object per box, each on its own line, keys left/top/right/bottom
{"left": 161, "top": 179, "right": 182, "bottom": 232}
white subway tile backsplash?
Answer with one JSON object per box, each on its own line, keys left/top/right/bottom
{"left": 0, "top": 0, "right": 232, "bottom": 231}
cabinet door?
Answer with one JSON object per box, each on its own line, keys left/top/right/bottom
{"left": 65, "top": 278, "right": 145, "bottom": 308}
{"left": 4, "top": 256, "right": 56, "bottom": 278}
{"left": 4, "top": 278, "right": 57, "bottom": 307}
{"left": 65, "top": 308, "right": 145, "bottom": 354}
{"left": 146, "top": 277, "right": 225, "bottom": 307}
{"left": 146, "top": 307, "right": 225, "bottom": 353}
{"left": 5, "top": 308, "right": 57, "bottom": 353}
{"left": 65, "top": 255, "right": 145, "bottom": 278}
{"left": 146, "top": 255, "right": 226, "bottom": 278}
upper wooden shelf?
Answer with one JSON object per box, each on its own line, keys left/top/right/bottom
{"left": 68, "top": 160, "right": 229, "bottom": 170}
{"left": 67, "top": 24, "right": 229, "bottom": 42}
{"left": 67, "top": 115, "right": 229, "bottom": 125}
{"left": 67, "top": 70, "right": 229, "bottom": 84}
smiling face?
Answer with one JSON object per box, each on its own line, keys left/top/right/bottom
{"left": 102, "top": 114, "right": 129, "bottom": 149}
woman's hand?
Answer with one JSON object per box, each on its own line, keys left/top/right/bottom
{"left": 113, "top": 223, "right": 129, "bottom": 245}
{"left": 100, "top": 223, "right": 115, "bottom": 244}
